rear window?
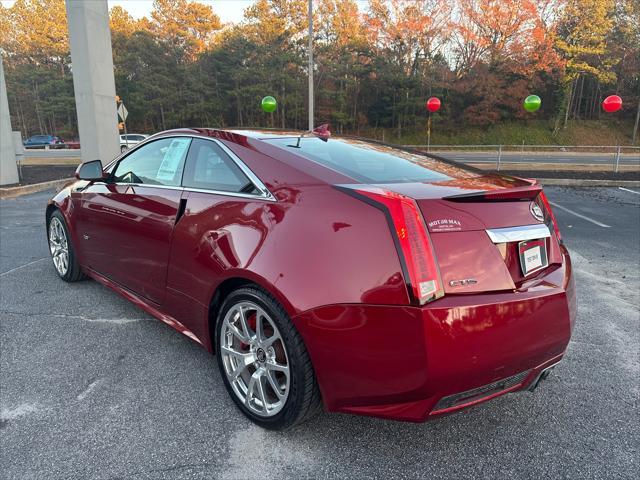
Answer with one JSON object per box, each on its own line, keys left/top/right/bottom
{"left": 266, "top": 137, "right": 472, "bottom": 184}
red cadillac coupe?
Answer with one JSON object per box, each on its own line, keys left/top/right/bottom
{"left": 46, "top": 128, "right": 576, "bottom": 430}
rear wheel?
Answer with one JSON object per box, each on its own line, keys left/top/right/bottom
{"left": 216, "top": 287, "right": 321, "bottom": 430}
{"left": 47, "top": 210, "right": 85, "bottom": 282}
{"left": 120, "top": 145, "right": 128, "bottom": 153}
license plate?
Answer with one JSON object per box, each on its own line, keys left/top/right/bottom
{"left": 519, "top": 239, "right": 548, "bottom": 276}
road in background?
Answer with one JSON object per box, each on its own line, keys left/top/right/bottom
{"left": 1, "top": 187, "right": 638, "bottom": 479}
{"left": 19, "top": 147, "right": 640, "bottom": 170}
{"left": 433, "top": 150, "right": 640, "bottom": 166}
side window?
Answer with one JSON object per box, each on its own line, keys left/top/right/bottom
{"left": 182, "top": 139, "right": 255, "bottom": 193}
{"left": 112, "top": 137, "right": 191, "bottom": 186}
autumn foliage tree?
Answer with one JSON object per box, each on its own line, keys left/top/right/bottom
{"left": 556, "top": 0, "right": 618, "bottom": 127}
{"left": 449, "top": 0, "right": 563, "bottom": 125}
{"left": 1, "top": 0, "right": 638, "bottom": 143}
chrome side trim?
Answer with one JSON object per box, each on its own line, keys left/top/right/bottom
{"left": 101, "top": 182, "right": 277, "bottom": 202}
{"left": 213, "top": 139, "right": 276, "bottom": 201}
{"left": 104, "top": 133, "right": 276, "bottom": 202}
{"left": 183, "top": 186, "right": 276, "bottom": 201}
{"left": 486, "top": 224, "right": 550, "bottom": 243}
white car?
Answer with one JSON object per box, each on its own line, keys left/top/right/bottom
{"left": 119, "top": 134, "right": 149, "bottom": 152}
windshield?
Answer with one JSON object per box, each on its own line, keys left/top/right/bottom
{"left": 266, "top": 137, "right": 477, "bottom": 184}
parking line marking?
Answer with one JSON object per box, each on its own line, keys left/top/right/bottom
{"left": 618, "top": 187, "right": 640, "bottom": 195}
{"left": 0, "top": 258, "right": 47, "bottom": 277}
{"left": 549, "top": 201, "right": 611, "bottom": 228}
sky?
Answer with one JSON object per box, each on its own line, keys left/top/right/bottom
{"left": 107, "top": 0, "right": 255, "bottom": 24}
{"left": 2, "top": 1, "right": 374, "bottom": 24}
{"left": 0, "top": 0, "right": 257, "bottom": 24}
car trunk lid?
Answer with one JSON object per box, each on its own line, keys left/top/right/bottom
{"left": 378, "top": 177, "right": 562, "bottom": 294}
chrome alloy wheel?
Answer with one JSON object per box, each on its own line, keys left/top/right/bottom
{"left": 48, "top": 217, "right": 69, "bottom": 276}
{"left": 220, "top": 301, "right": 290, "bottom": 417}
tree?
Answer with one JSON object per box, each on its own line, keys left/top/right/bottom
{"left": 110, "top": 5, "right": 140, "bottom": 37}
{"left": 149, "top": 0, "right": 222, "bottom": 63}
{"left": 364, "top": 0, "right": 452, "bottom": 133}
{"left": 450, "top": 0, "right": 562, "bottom": 126}
{"left": 1, "top": 0, "right": 636, "bottom": 143}
{"left": 607, "top": 0, "right": 640, "bottom": 143}
{"left": 1, "top": 0, "right": 74, "bottom": 138}
{"left": 556, "top": 0, "right": 616, "bottom": 126}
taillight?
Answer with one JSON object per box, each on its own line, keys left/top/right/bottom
{"left": 338, "top": 185, "right": 444, "bottom": 305}
{"left": 538, "top": 191, "right": 562, "bottom": 243}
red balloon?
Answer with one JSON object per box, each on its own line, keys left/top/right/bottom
{"left": 426, "top": 97, "right": 441, "bottom": 113}
{"left": 602, "top": 95, "right": 622, "bottom": 113}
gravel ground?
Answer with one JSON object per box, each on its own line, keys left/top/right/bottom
{"left": 0, "top": 187, "right": 638, "bottom": 479}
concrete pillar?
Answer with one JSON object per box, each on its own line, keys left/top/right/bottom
{"left": 1, "top": 56, "right": 20, "bottom": 186}
{"left": 65, "top": 0, "right": 119, "bottom": 164}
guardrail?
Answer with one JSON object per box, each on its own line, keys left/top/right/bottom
{"left": 18, "top": 143, "right": 640, "bottom": 173}
{"left": 400, "top": 145, "right": 640, "bottom": 172}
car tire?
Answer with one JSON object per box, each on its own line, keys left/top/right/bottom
{"left": 47, "top": 210, "right": 85, "bottom": 282}
{"left": 216, "top": 287, "right": 322, "bottom": 430}
{"left": 120, "top": 145, "right": 128, "bottom": 153}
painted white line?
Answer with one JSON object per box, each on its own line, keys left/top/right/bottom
{"left": 618, "top": 187, "right": 640, "bottom": 195}
{"left": 549, "top": 201, "right": 611, "bottom": 228}
{"left": 0, "top": 257, "right": 47, "bottom": 277}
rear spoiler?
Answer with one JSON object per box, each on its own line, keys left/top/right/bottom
{"left": 444, "top": 184, "right": 542, "bottom": 202}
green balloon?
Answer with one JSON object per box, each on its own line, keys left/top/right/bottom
{"left": 523, "top": 95, "right": 542, "bottom": 112}
{"left": 261, "top": 96, "right": 277, "bottom": 113}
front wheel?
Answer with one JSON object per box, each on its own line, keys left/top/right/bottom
{"left": 47, "top": 210, "right": 85, "bottom": 282}
{"left": 216, "top": 287, "right": 321, "bottom": 430}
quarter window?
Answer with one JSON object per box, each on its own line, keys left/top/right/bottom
{"left": 112, "top": 137, "right": 191, "bottom": 186}
{"left": 182, "top": 139, "right": 255, "bottom": 193}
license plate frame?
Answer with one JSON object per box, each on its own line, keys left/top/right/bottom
{"left": 518, "top": 239, "right": 548, "bottom": 276}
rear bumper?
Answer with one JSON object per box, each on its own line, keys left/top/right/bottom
{"left": 292, "top": 247, "right": 576, "bottom": 422}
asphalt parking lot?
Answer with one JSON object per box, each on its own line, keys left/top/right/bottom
{"left": 1, "top": 186, "right": 638, "bottom": 479}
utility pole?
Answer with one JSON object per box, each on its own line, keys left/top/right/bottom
{"left": 308, "top": 0, "right": 314, "bottom": 132}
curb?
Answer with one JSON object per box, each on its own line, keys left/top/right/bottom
{"left": 0, "top": 178, "right": 73, "bottom": 199}
{"left": 537, "top": 179, "right": 640, "bottom": 187}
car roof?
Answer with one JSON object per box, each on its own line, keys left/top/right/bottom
{"left": 155, "top": 127, "right": 303, "bottom": 140}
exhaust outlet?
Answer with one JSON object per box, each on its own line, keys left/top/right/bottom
{"left": 528, "top": 365, "right": 556, "bottom": 392}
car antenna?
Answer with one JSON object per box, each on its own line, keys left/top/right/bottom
{"left": 291, "top": 123, "right": 331, "bottom": 148}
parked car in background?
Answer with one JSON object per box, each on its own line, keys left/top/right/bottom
{"left": 23, "top": 135, "right": 65, "bottom": 149}
{"left": 46, "top": 128, "right": 575, "bottom": 430}
{"left": 119, "top": 133, "right": 149, "bottom": 152}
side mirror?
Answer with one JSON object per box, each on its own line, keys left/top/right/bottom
{"left": 75, "top": 159, "right": 104, "bottom": 181}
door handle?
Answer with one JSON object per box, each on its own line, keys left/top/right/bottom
{"left": 176, "top": 198, "right": 187, "bottom": 225}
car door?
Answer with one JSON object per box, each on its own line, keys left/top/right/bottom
{"left": 76, "top": 136, "right": 192, "bottom": 304}
{"left": 164, "top": 138, "right": 273, "bottom": 340}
